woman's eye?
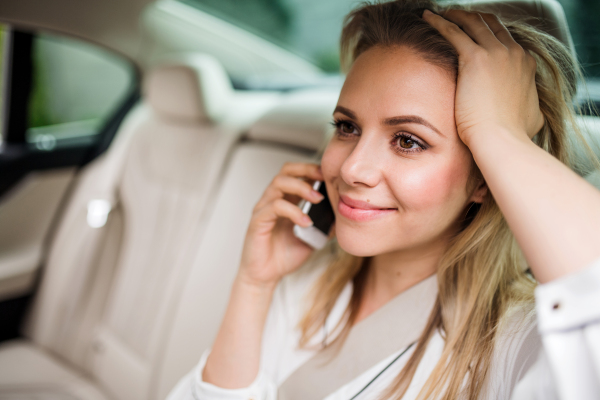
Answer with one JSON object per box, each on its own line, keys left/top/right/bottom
{"left": 340, "top": 122, "right": 355, "bottom": 134}
{"left": 398, "top": 136, "right": 416, "bottom": 149}
{"left": 333, "top": 120, "right": 358, "bottom": 136}
{"left": 396, "top": 135, "right": 420, "bottom": 149}
{"left": 392, "top": 133, "right": 426, "bottom": 153}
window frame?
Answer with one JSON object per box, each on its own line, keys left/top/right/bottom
{"left": 0, "top": 25, "right": 141, "bottom": 197}
{"left": 1, "top": 29, "right": 33, "bottom": 144}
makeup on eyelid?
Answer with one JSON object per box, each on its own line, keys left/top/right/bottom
{"left": 332, "top": 119, "right": 429, "bottom": 154}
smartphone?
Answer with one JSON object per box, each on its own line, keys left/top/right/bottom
{"left": 293, "top": 180, "right": 335, "bottom": 249}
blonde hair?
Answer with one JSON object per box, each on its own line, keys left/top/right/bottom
{"left": 299, "top": 1, "right": 594, "bottom": 399}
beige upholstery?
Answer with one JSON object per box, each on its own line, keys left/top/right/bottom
{"left": 87, "top": 115, "right": 239, "bottom": 400}
{"left": 155, "top": 89, "right": 339, "bottom": 398}
{"left": 246, "top": 89, "right": 338, "bottom": 150}
{"left": 0, "top": 168, "right": 76, "bottom": 302}
{"left": 22, "top": 105, "right": 147, "bottom": 369}
{"left": 144, "top": 54, "right": 233, "bottom": 123}
{"left": 0, "top": 56, "right": 272, "bottom": 400}
{"left": 0, "top": 340, "right": 110, "bottom": 400}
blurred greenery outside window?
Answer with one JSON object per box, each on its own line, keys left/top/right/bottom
{"left": 180, "top": 0, "right": 353, "bottom": 73}
{"left": 180, "top": 0, "right": 600, "bottom": 91}
{"left": 27, "top": 32, "right": 134, "bottom": 147}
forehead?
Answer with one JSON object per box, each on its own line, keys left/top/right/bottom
{"left": 338, "top": 46, "right": 456, "bottom": 124}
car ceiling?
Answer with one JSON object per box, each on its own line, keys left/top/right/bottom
{"left": 0, "top": 0, "right": 152, "bottom": 64}
{"left": 0, "top": 0, "right": 324, "bottom": 82}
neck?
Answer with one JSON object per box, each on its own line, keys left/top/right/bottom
{"left": 354, "top": 240, "right": 446, "bottom": 324}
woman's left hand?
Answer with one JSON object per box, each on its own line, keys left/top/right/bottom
{"left": 422, "top": 9, "right": 544, "bottom": 147}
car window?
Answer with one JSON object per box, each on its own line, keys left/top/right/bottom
{"left": 560, "top": 0, "right": 600, "bottom": 100}
{"left": 180, "top": 0, "right": 355, "bottom": 73}
{"left": 27, "top": 32, "right": 135, "bottom": 149}
{"left": 181, "top": 0, "right": 600, "bottom": 101}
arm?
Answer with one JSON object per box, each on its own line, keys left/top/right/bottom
{"left": 202, "top": 278, "right": 277, "bottom": 387}
{"left": 423, "top": 10, "right": 600, "bottom": 399}
{"left": 469, "top": 127, "right": 600, "bottom": 283}
{"left": 423, "top": 9, "right": 600, "bottom": 283}
{"left": 203, "top": 163, "right": 324, "bottom": 388}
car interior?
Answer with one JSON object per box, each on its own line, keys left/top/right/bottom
{"left": 0, "top": 0, "right": 598, "bottom": 399}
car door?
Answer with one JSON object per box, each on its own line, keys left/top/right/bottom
{"left": 0, "top": 25, "right": 139, "bottom": 342}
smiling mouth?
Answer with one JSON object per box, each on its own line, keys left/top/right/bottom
{"left": 337, "top": 195, "right": 397, "bottom": 222}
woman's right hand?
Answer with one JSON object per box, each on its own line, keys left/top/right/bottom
{"left": 238, "top": 162, "right": 326, "bottom": 287}
{"left": 204, "top": 163, "right": 325, "bottom": 387}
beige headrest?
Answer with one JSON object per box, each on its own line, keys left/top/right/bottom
{"left": 462, "top": 0, "right": 574, "bottom": 55}
{"left": 144, "top": 54, "right": 233, "bottom": 123}
{"left": 246, "top": 89, "right": 340, "bottom": 151}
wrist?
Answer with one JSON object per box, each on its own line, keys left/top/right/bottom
{"left": 464, "top": 125, "right": 532, "bottom": 154}
{"left": 235, "top": 271, "right": 279, "bottom": 295}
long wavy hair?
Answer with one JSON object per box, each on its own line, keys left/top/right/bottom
{"left": 298, "top": 1, "right": 595, "bottom": 399}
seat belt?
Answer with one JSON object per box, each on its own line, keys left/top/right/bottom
{"left": 278, "top": 274, "right": 438, "bottom": 400}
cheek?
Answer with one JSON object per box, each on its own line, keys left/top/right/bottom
{"left": 391, "top": 156, "right": 472, "bottom": 212}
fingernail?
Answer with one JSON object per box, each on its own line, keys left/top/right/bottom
{"left": 302, "top": 215, "right": 313, "bottom": 226}
{"left": 312, "top": 190, "right": 324, "bottom": 201}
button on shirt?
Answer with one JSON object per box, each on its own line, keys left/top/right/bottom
{"left": 511, "top": 257, "right": 600, "bottom": 400}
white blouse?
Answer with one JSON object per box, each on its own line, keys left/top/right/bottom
{"left": 166, "top": 256, "right": 600, "bottom": 400}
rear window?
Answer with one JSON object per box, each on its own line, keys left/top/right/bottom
{"left": 27, "top": 32, "right": 134, "bottom": 148}
{"left": 561, "top": 0, "right": 600, "bottom": 100}
{"left": 179, "top": 0, "right": 354, "bottom": 73}
{"left": 181, "top": 0, "right": 600, "bottom": 98}
{"left": 562, "top": 0, "right": 600, "bottom": 78}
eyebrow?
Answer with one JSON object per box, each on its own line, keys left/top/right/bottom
{"left": 384, "top": 115, "right": 443, "bottom": 137}
{"left": 333, "top": 105, "right": 444, "bottom": 137}
{"left": 334, "top": 106, "right": 357, "bottom": 119}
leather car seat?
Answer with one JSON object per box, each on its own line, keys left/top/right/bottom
{"left": 155, "top": 89, "right": 339, "bottom": 399}
{"left": 0, "top": 54, "right": 276, "bottom": 400}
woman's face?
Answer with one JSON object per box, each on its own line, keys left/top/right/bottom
{"left": 322, "top": 45, "right": 485, "bottom": 258}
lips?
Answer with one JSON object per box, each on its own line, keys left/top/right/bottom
{"left": 337, "top": 194, "right": 397, "bottom": 222}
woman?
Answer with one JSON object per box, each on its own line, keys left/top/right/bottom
{"left": 168, "top": 1, "right": 600, "bottom": 399}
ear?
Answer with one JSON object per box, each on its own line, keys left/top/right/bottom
{"left": 469, "top": 179, "right": 488, "bottom": 204}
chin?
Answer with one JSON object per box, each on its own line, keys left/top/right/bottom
{"left": 334, "top": 225, "right": 386, "bottom": 257}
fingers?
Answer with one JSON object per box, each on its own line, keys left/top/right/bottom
{"left": 257, "top": 174, "right": 323, "bottom": 209}
{"left": 423, "top": 9, "right": 520, "bottom": 53}
{"left": 260, "top": 163, "right": 323, "bottom": 205}
{"left": 478, "top": 13, "right": 519, "bottom": 50}
{"left": 253, "top": 162, "right": 325, "bottom": 227}
{"left": 422, "top": 9, "right": 479, "bottom": 56}
{"left": 280, "top": 162, "right": 323, "bottom": 181}
{"left": 256, "top": 198, "right": 313, "bottom": 228}
{"left": 442, "top": 9, "right": 502, "bottom": 50}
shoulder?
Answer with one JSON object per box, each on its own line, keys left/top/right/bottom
{"left": 484, "top": 303, "right": 542, "bottom": 399}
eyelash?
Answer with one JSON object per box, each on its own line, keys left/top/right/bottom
{"left": 331, "top": 119, "right": 428, "bottom": 154}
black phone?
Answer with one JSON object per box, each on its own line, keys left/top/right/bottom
{"left": 293, "top": 181, "right": 335, "bottom": 249}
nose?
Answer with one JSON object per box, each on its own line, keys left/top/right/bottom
{"left": 339, "top": 134, "right": 383, "bottom": 188}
